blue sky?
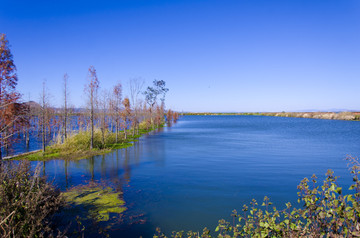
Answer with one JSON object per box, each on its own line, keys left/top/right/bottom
{"left": 1, "top": 0, "right": 359, "bottom": 112}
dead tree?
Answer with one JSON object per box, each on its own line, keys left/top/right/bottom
{"left": 84, "top": 66, "right": 99, "bottom": 150}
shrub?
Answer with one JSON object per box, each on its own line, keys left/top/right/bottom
{"left": 155, "top": 156, "right": 360, "bottom": 237}
{"left": 0, "top": 161, "right": 63, "bottom": 237}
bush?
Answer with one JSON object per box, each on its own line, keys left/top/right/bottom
{"left": 155, "top": 156, "right": 360, "bottom": 237}
{"left": 0, "top": 161, "right": 63, "bottom": 237}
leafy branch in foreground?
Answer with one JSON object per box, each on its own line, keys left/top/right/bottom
{"left": 155, "top": 156, "right": 360, "bottom": 238}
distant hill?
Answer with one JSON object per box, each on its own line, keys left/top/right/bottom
{"left": 23, "top": 101, "right": 41, "bottom": 109}
{"left": 22, "top": 101, "right": 87, "bottom": 113}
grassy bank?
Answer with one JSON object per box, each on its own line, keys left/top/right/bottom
{"left": 14, "top": 124, "right": 163, "bottom": 161}
{"left": 185, "top": 111, "right": 360, "bottom": 121}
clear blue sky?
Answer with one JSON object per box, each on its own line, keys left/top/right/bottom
{"left": 1, "top": 0, "right": 359, "bottom": 112}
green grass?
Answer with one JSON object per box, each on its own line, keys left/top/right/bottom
{"left": 12, "top": 123, "right": 165, "bottom": 161}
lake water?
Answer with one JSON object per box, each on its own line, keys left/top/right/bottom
{"left": 33, "top": 115, "right": 360, "bottom": 237}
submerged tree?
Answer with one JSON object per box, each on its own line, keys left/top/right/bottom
{"left": 0, "top": 33, "right": 23, "bottom": 159}
{"left": 84, "top": 66, "right": 99, "bottom": 150}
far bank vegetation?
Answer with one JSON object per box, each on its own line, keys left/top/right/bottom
{"left": 186, "top": 111, "right": 360, "bottom": 121}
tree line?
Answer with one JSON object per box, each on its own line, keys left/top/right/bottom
{"left": 0, "top": 33, "right": 179, "bottom": 160}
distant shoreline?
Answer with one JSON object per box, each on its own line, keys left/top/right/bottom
{"left": 183, "top": 112, "right": 360, "bottom": 121}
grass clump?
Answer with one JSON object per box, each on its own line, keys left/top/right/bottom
{"left": 0, "top": 161, "right": 63, "bottom": 237}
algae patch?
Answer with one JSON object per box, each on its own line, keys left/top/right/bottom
{"left": 62, "top": 183, "right": 126, "bottom": 222}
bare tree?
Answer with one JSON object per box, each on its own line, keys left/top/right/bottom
{"left": 129, "top": 78, "right": 144, "bottom": 135}
{"left": 99, "top": 89, "right": 109, "bottom": 147}
{"left": 129, "top": 77, "right": 144, "bottom": 108}
{"left": 112, "top": 83, "right": 122, "bottom": 143}
{"left": 38, "top": 81, "right": 54, "bottom": 153}
{"left": 23, "top": 94, "right": 32, "bottom": 148}
{"left": 122, "top": 97, "right": 131, "bottom": 140}
{"left": 84, "top": 66, "right": 100, "bottom": 150}
{"left": 62, "top": 73, "right": 69, "bottom": 140}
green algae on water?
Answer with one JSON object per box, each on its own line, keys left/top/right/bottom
{"left": 62, "top": 183, "right": 126, "bottom": 222}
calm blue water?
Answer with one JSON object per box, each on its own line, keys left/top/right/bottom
{"left": 33, "top": 115, "right": 360, "bottom": 237}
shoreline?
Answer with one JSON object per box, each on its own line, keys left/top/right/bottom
{"left": 184, "top": 111, "right": 360, "bottom": 121}
{"left": 8, "top": 126, "right": 163, "bottom": 161}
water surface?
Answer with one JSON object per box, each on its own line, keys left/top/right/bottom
{"left": 35, "top": 115, "right": 360, "bottom": 237}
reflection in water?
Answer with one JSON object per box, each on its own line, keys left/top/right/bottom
{"left": 90, "top": 157, "right": 94, "bottom": 181}
{"left": 64, "top": 160, "right": 68, "bottom": 188}
{"left": 42, "top": 161, "right": 45, "bottom": 176}
{"left": 122, "top": 145, "right": 131, "bottom": 184}
{"left": 40, "top": 141, "right": 149, "bottom": 237}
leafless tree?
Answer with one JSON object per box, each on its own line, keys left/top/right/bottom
{"left": 99, "top": 89, "right": 109, "bottom": 147}
{"left": 122, "top": 97, "right": 131, "bottom": 140}
{"left": 38, "top": 81, "right": 54, "bottom": 153}
{"left": 62, "top": 73, "right": 69, "bottom": 140}
{"left": 112, "top": 83, "right": 122, "bottom": 142}
{"left": 84, "top": 66, "right": 100, "bottom": 150}
{"left": 129, "top": 78, "right": 144, "bottom": 135}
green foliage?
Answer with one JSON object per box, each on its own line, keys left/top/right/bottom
{"left": 0, "top": 161, "right": 63, "bottom": 237}
{"left": 156, "top": 156, "right": 360, "bottom": 237}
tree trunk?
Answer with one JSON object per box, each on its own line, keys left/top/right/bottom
{"left": 90, "top": 101, "right": 94, "bottom": 150}
{"left": 101, "top": 129, "right": 105, "bottom": 148}
{"left": 42, "top": 124, "right": 46, "bottom": 153}
{"left": 115, "top": 120, "right": 118, "bottom": 143}
{"left": 132, "top": 123, "right": 135, "bottom": 137}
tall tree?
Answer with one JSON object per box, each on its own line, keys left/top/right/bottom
{"left": 122, "top": 97, "right": 131, "bottom": 140}
{"left": 0, "top": 34, "right": 22, "bottom": 159}
{"left": 99, "top": 89, "right": 109, "bottom": 147}
{"left": 143, "top": 79, "right": 169, "bottom": 108}
{"left": 129, "top": 78, "right": 144, "bottom": 135}
{"left": 38, "top": 81, "right": 54, "bottom": 153}
{"left": 129, "top": 77, "right": 144, "bottom": 109}
{"left": 62, "top": 73, "right": 69, "bottom": 140}
{"left": 84, "top": 66, "right": 99, "bottom": 150}
{"left": 143, "top": 80, "right": 168, "bottom": 128}
{"left": 23, "top": 94, "right": 32, "bottom": 148}
{"left": 112, "top": 83, "right": 122, "bottom": 143}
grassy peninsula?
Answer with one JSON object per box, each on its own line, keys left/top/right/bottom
{"left": 12, "top": 122, "right": 164, "bottom": 161}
